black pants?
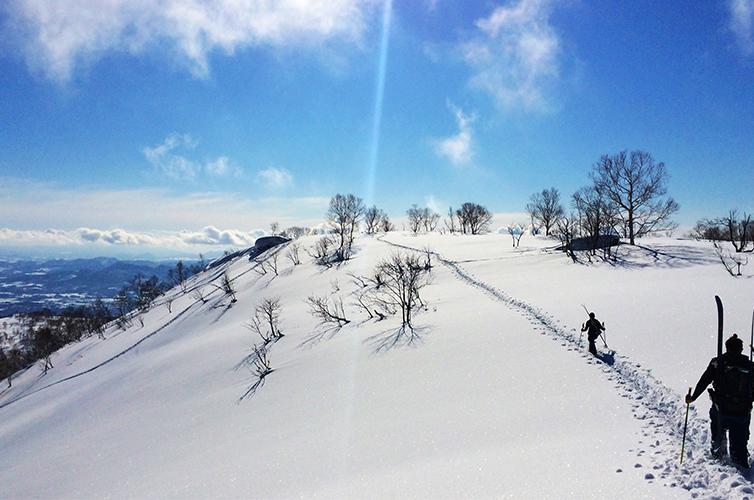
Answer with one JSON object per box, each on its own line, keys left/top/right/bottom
{"left": 710, "top": 406, "right": 751, "bottom": 466}
{"left": 588, "top": 334, "right": 598, "bottom": 355}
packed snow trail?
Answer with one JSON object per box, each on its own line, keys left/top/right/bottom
{"left": 381, "top": 236, "right": 754, "bottom": 500}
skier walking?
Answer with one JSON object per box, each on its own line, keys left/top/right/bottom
{"left": 581, "top": 312, "right": 604, "bottom": 356}
{"left": 686, "top": 334, "right": 754, "bottom": 468}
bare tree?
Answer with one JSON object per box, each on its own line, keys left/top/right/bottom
{"left": 507, "top": 223, "right": 527, "bottom": 248}
{"left": 590, "top": 150, "right": 679, "bottom": 245}
{"left": 572, "top": 185, "right": 617, "bottom": 258}
{"left": 379, "top": 212, "right": 394, "bottom": 232}
{"left": 267, "top": 252, "right": 280, "bottom": 276}
{"left": 189, "top": 253, "right": 206, "bottom": 274}
{"left": 691, "top": 218, "right": 725, "bottom": 241}
{"left": 286, "top": 242, "right": 302, "bottom": 266}
{"left": 456, "top": 202, "right": 493, "bottom": 235}
{"left": 247, "top": 298, "right": 284, "bottom": 344}
{"left": 326, "top": 193, "right": 365, "bottom": 261}
{"left": 128, "top": 274, "right": 165, "bottom": 312}
{"left": 374, "top": 251, "right": 432, "bottom": 330}
{"left": 193, "top": 287, "right": 208, "bottom": 304}
{"left": 526, "top": 188, "right": 564, "bottom": 236}
{"left": 407, "top": 205, "right": 423, "bottom": 235}
{"left": 282, "top": 226, "right": 309, "bottom": 239}
{"left": 423, "top": 208, "right": 440, "bottom": 232}
{"left": 270, "top": 222, "right": 280, "bottom": 236}
{"left": 407, "top": 205, "right": 441, "bottom": 235}
{"left": 555, "top": 213, "right": 577, "bottom": 261}
{"left": 713, "top": 241, "right": 749, "bottom": 276}
{"left": 167, "top": 260, "right": 190, "bottom": 292}
{"left": 213, "top": 272, "right": 237, "bottom": 303}
{"left": 445, "top": 206, "right": 458, "bottom": 234}
{"left": 306, "top": 295, "right": 350, "bottom": 326}
{"left": 114, "top": 288, "right": 133, "bottom": 329}
{"left": 365, "top": 206, "right": 389, "bottom": 234}
{"left": 720, "top": 210, "right": 753, "bottom": 253}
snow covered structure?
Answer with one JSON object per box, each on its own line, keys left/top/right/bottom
{"left": 206, "top": 235, "right": 290, "bottom": 269}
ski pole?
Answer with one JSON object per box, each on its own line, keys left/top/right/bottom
{"left": 681, "top": 387, "right": 691, "bottom": 465}
{"left": 749, "top": 309, "right": 753, "bottom": 406}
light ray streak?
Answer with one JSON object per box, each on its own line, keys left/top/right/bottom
{"left": 364, "top": 0, "right": 393, "bottom": 209}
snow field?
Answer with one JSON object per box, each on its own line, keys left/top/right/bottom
{"left": 0, "top": 233, "right": 752, "bottom": 499}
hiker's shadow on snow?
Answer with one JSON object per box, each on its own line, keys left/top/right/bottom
{"left": 597, "top": 351, "right": 616, "bottom": 365}
{"left": 366, "top": 325, "right": 432, "bottom": 355}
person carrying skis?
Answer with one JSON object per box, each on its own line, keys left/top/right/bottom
{"left": 686, "top": 334, "right": 754, "bottom": 468}
{"left": 581, "top": 312, "right": 604, "bottom": 356}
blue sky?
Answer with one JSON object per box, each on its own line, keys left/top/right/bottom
{"left": 1, "top": 0, "right": 753, "bottom": 257}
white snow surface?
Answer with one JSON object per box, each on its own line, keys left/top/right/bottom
{"left": 1, "top": 233, "right": 753, "bottom": 499}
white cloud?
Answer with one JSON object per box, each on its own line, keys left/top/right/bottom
{"left": 143, "top": 134, "right": 201, "bottom": 180}
{"left": 6, "top": 0, "right": 379, "bottom": 82}
{"left": 257, "top": 167, "right": 294, "bottom": 189}
{"left": 425, "top": 195, "right": 446, "bottom": 216}
{"left": 206, "top": 157, "right": 242, "bottom": 178}
{"left": 461, "top": 0, "right": 562, "bottom": 112}
{"left": 730, "top": 0, "right": 754, "bottom": 55}
{"left": 143, "top": 134, "right": 242, "bottom": 180}
{"left": 435, "top": 102, "right": 475, "bottom": 165}
{"left": 0, "top": 177, "right": 329, "bottom": 234}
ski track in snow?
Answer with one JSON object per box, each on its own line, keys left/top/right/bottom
{"left": 383, "top": 237, "right": 754, "bottom": 500}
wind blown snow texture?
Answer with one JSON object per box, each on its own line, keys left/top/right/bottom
{"left": 0, "top": 233, "right": 752, "bottom": 499}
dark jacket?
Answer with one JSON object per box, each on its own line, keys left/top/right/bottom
{"left": 691, "top": 352, "right": 754, "bottom": 417}
{"left": 582, "top": 318, "right": 604, "bottom": 340}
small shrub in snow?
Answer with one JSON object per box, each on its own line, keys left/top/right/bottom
{"left": 306, "top": 294, "right": 350, "bottom": 327}
{"left": 247, "top": 298, "right": 284, "bottom": 344}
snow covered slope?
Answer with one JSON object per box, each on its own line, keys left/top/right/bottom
{"left": 0, "top": 233, "right": 752, "bottom": 499}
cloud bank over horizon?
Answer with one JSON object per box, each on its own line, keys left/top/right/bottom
{"left": 0, "top": 226, "right": 266, "bottom": 253}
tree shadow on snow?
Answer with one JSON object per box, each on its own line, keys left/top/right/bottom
{"left": 298, "top": 324, "right": 346, "bottom": 349}
{"left": 236, "top": 374, "right": 270, "bottom": 403}
{"left": 366, "top": 325, "right": 432, "bottom": 355}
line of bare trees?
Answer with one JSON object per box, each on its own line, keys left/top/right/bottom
{"left": 692, "top": 210, "right": 753, "bottom": 276}
{"left": 0, "top": 302, "right": 114, "bottom": 384}
{"left": 526, "top": 150, "right": 680, "bottom": 258}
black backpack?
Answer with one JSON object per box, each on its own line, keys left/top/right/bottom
{"left": 720, "top": 360, "right": 753, "bottom": 413}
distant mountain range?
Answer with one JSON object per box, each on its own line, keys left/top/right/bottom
{"left": 0, "top": 257, "right": 180, "bottom": 316}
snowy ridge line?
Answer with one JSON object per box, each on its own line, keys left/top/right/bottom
{"left": 0, "top": 251, "right": 245, "bottom": 410}
{"left": 0, "top": 249, "right": 255, "bottom": 410}
{"left": 380, "top": 237, "right": 748, "bottom": 498}
{"left": 0, "top": 292, "right": 202, "bottom": 410}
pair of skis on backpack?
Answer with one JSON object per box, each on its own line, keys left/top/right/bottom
{"left": 706, "top": 296, "right": 754, "bottom": 470}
